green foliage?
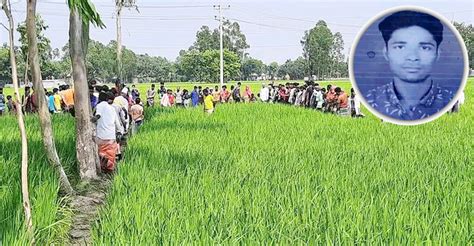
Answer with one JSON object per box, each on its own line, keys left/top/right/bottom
{"left": 301, "top": 20, "right": 347, "bottom": 79}
{"left": 277, "top": 57, "right": 307, "bottom": 80}
{"left": 17, "top": 15, "right": 54, "bottom": 79}
{"left": 92, "top": 80, "right": 472, "bottom": 244}
{"left": 0, "top": 46, "right": 12, "bottom": 83}
{"left": 17, "top": 15, "right": 51, "bottom": 64}
{"left": 178, "top": 49, "right": 240, "bottom": 82}
{"left": 453, "top": 22, "right": 473, "bottom": 70}
{"left": 67, "top": 0, "right": 105, "bottom": 28}
{"left": 241, "top": 57, "right": 265, "bottom": 80}
{"left": 136, "top": 54, "right": 175, "bottom": 82}
{"left": 190, "top": 21, "right": 250, "bottom": 57}
{"left": 266, "top": 61, "right": 279, "bottom": 79}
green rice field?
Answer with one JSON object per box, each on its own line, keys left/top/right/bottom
{"left": 1, "top": 79, "right": 472, "bottom": 244}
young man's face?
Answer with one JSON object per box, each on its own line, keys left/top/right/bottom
{"left": 384, "top": 25, "right": 439, "bottom": 83}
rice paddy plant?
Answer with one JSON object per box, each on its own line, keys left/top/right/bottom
{"left": 92, "top": 81, "right": 473, "bottom": 244}
{"left": 0, "top": 114, "right": 77, "bottom": 245}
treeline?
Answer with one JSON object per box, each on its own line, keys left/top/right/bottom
{"left": 1, "top": 16, "right": 472, "bottom": 85}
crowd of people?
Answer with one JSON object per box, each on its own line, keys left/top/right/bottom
{"left": 146, "top": 81, "right": 364, "bottom": 117}
{"left": 0, "top": 80, "right": 145, "bottom": 174}
{"left": 91, "top": 81, "right": 145, "bottom": 173}
{"left": 0, "top": 79, "right": 466, "bottom": 172}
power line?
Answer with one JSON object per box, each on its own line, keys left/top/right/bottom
{"left": 226, "top": 17, "right": 306, "bottom": 31}
{"left": 40, "top": 1, "right": 213, "bottom": 9}
{"left": 8, "top": 9, "right": 213, "bottom": 20}
{"left": 230, "top": 8, "right": 362, "bottom": 28}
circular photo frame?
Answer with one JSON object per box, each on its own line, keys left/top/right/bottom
{"left": 349, "top": 6, "right": 469, "bottom": 125}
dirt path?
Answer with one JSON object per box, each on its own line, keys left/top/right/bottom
{"left": 68, "top": 178, "right": 111, "bottom": 245}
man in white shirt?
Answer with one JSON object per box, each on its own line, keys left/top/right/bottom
{"left": 93, "top": 92, "right": 119, "bottom": 172}
{"left": 114, "top": 88, "right": 130, "bottom": 113}
{"left": 288, "top": 84, "right": 297, "bottom": 104}
{"left": 259, "top": 84, "right": 270, "bottom": 102}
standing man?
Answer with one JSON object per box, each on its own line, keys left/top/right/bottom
{"left": 259, "top": 83, "right": 270, "bottom": 102}
{"left": 53, "top": 88, "right": 62, "bottom": 112}
{"left": 159, "top": 82, "right": 167, "bottom": 99}
{"left": 203, "top": 89, "right": 214, "bottom": 115}
{"left": 6, "top": 95, "right": 15, "bottom": 114}
{"left": 93, "top": 92, "right": 119, "bottom": 173}
{"left": 131, "top": 84, "right": 140, "bottom": 101}
{"left": 191, "top": 86, "right": 199, "bottom": 107}
{"left": 212, "top": 85, "right": 221, "bottom": 106}
{"left": 130, "top": 98, "right": 144, "bottom": 135}
{"left": 60, "top": 85, "right": 75, "bottom": 116}
{"left": 0, "top": 88, "right": 5, "bottom": 116}
{"left": 232, "top": 82, "right": 242, "bottom": 103}
{"left": 335, "top": 87, "right": 350, "bottom": 116}
{"left": 220, "top": 85, "right": 230, "bottom": 103}
{"left": 146, "top": 84, "right": 156, "bottom": 107}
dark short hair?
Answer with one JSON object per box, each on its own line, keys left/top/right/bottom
{"left": 335, "top": 87, "right": 342, "bottom": 93}
{"left": 89, "top": 78, "right": 98, "bottom": 85}
{"left": 106, "top": 92, "right": 115, "bottom": 101}
{"left": 135, "top": 98, "right": 141, "bottom": 104}
{"left": 378, "top": 10, "right": 443, "bottom": 47}
{"left": 99, "top": 92, "right": 108, "bottom": 102}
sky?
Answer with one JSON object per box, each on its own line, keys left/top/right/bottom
{"left": 0, "top": 0, "right": 472, "bottom": 64}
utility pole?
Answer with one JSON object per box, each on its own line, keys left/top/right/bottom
{"left": 116, "top": 0, "right": 138, "bottom": 82}
{"left": 116, "top": 1, "right": 123, "bottom": 81}
{"left": 214, "top": 3, "right": 229, "bottom": 86}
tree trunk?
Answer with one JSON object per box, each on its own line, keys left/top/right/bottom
{"left": 116, "top": 4, "right": 122, "bottom": 80}
{"left": 26, "top": 0, "right": 74, "bottom": 195}
{"left": 81, "top": 22, "right": 101, "bottom": 174}
{"left": 69, "top": 6, "right": 99, "bottom": 180}
{"left": 2, "top": 0, "right": 34, "bottom": 242}
{"left": 24, "top": 53, "right": 28, "bottom": 86}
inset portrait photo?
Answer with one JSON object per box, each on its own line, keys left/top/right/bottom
{"left": 350, "top": 6, "right": 468, "bottom": 125}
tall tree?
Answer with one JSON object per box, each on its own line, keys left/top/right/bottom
{"left": 67, "top": 0, "right": 105, "bottom": 180}
{"left": 330, "top": 32, "right": 345, "bottom": 78}
{"left": 267, "top": 62, "right": 279, "bottom": 80}
{"left": 2, "top": 0, "right": 34, "bottom": 242}
{"left": 177, "top": 49, "right": 240, "bottom": 82}
{"left": 241, "top": 57, "right": 265, "bottom": 80}
{"left": 301, "top": 20, "right": 334, "bottom": 80}
{"left": 26, "top": 0, "right": 74, "bottom": 194}
{"left": 191, "top": 21, "right": 250, "bottom": 57}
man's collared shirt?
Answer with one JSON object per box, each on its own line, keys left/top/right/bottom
{"left": 365, "top": 80, "right": 454, "bottom": 120}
